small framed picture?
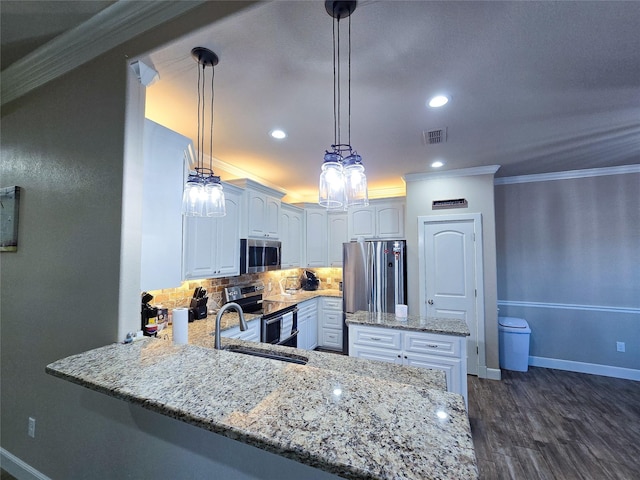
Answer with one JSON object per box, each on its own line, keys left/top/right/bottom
{"left": 1, "top": 186, "right": 21, "bottom": 252}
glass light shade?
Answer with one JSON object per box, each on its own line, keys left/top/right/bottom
{"left": 205, "top": 180, "right": 226, "bottom": 217}
{"left": 343, "top": 154, "right": 368, "bottom": 207}
{"left": 319, "top": 153, "right": 345, "bottom": 209}
{"left": 182, "top": 176, "right": 205, "bottom": 216}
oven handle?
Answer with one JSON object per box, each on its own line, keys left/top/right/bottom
{"left": 264, "top": 316, "right": 282, "bottom": 326}
{"left": 276, "top": 329, "right": 298, "bottom": 345}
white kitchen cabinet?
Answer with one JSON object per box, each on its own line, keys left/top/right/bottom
{"left": 140, "top": 119, "right": 190, "bottom": 291}
{"left": 348, "top": 199, "right": 405, "bottom": 240}
{"left": 228, "top": 179, "right": 284, "bottom": 239}
{"left": 304, "top": 208, "right": 328, "bottom": 267}
{"left": 220, "top": 317, "right": 260, "bottom": 342}
{"left": 317, "top": 297, "right": 343, "bottom": 351}
{"left": 182, "top": 184, "right": 242, "bottom": 279}
{"left": 348, "top": 324, "right": 467, "bottom": 405}
{"left": 297, "top": 299, "right": 318, "bottom": 350}
{"left": 280, "top": 204, "right": 304, "bottom": 268}
{"left": 328, "top": 213, "right": 348, "bottom": 267}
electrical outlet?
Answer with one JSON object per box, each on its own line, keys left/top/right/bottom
{"left": 327, "top": 277, "right": 332, "bottom": 285}
{"left": 616, "top": 341, "right": 625, "bottom": 353}
{"left": 28, "top": 417, "right": 36, "bottom": 438}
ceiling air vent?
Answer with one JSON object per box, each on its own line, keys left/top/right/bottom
{"left": 423, "top": 127, "right": 447, "bottom": 145}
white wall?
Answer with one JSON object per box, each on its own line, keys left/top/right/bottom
{"left": 405, "top": 168, "right": 500, "bottom": 372}
{"left": 1, "top": 3, "right": 342, "bottom": 479}
{"left": 495, "top": 170, "right": 640, "bottom": 377}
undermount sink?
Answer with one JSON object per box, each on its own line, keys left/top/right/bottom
{"left": 223, "top": 345, "right": 308, "bottom": 365}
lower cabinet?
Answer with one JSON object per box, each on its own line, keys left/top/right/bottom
{"left": 297, "top": 299, "right": 318, "bottom": 350}
{"left": 317, "top": 297, "right": 343, "bottom": 351}
{"left": 220, "top": 318, "right": 260, "bottom": 342}
{"left": 348, "top": 324, "right": 467, "bottom": 405}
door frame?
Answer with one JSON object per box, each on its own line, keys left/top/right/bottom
{"left": 417, "top": 213, "right": 486, "bottom": 377}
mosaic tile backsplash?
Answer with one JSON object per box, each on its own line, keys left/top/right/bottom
{"left": 145, "top": 268, "right": 342, "bottom": 312}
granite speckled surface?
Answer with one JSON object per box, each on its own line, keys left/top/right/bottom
{"left": 46, "top": 291, "right": 477, "bottom": 479}
{"left": 46, "top": 339, "right": 477, "bottom": 479}
{"left": 346, "top": 311, "right": 471, "bottom": 337}
{"left": 263, "top": 288, "right": 342, "bottom": 304}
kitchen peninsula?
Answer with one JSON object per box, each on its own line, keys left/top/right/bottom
{"left": 46, "top": 312, "right": 478, "bottom": 479}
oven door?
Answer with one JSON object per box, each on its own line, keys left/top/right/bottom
{"left": 261, "top": 307, "right": 298, "bottom": 347}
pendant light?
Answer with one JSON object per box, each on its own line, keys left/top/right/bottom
{"left": 182, "top": 47, "right": 226, "bottom": 217}
{"left": 319, "top": 0, "right": 368, "bottom": 210}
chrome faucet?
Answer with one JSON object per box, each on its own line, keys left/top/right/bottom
{"left": 214, "top": 302, "right": 247, "bottom": 349}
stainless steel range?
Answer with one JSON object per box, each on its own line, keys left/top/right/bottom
{"left": 223, "top": 283, "right": 298, "bottom": 347}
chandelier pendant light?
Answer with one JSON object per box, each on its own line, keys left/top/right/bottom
{"left": 319, "top": 0, "right": 368, "bottom": 210}
{"left": 182, "top": 47, "right": 226, "bottom": 217}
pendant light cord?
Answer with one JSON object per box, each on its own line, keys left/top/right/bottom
{"left": 210, "top": 64, "right": 214, "bottom": 173}
{"left": 196, "top": 62, "right": 202, "bottom": 173}
{"left": 348, "top": 13, "right": 351, "bottom": 148}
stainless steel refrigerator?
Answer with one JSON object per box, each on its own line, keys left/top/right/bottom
{"left": 342, "top": 240, "right": 407, "bottom": 352}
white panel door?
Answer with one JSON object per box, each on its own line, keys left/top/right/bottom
{"left": 421, "top": 217, "right": 481, "bottom": 375}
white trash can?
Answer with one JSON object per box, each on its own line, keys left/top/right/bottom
{"left": 498, "top": 317, "right": 531, "bottom": 372}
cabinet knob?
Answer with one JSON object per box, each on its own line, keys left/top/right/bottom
{"left": 397, "top": 354, "right": 401, "bottom": 358}
{"left": 428, "top": 299, "right": 434, "bottom": 305}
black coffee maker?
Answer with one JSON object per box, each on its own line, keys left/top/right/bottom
{"left": 301, "top": 270, "right": 320, "bottom": 291}
{"left": 141, "top": 292, "right": 158, "bottom": 336}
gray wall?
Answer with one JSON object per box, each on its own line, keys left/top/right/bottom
{"left": 0, "top": 2, "right": 339, "bottom": 479}
{"left": 495, "top": 172, "right": 640, "bottom": 370}
{"left": 405, "top": 171, "right": 499, "bottom": 373}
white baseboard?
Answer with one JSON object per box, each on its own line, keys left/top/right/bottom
{"left": 529, "top": 356, "right": 640, "bottom": 381}
{"left": 485, "top": 367, "right": 502, "bottom": 381}
{"left": 0, "top": 448, "right": 51, "bottom": 480}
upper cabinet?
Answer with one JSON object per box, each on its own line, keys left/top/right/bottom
{"left": 305, "top": 208, "right": 328, "bottom": 267}
{"left": 228, "top": 179, "right": 284, "bottom": 239}
{"left": 183, "top": 183, "right": 242, "bottom": 279}
{"left": 328, "top": 212, "right": 348, "bottom": 267}
{"left": 140, "top": 120, "right": 190, "bottom": 291}
{"left": 280, "top": 203, "right": 304, "bottom": 269}
{"left": 348, "top": 199, "right": 405, "bottom": 240}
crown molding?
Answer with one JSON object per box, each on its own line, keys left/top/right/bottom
{"left": 404, "top": 165, "right": 501, "bottom": 183}
{"left": 1, "top": 0, "right": 206, "bottom": 106}
{"left": 494, "top": 164, "right": 640, "bottom": 185}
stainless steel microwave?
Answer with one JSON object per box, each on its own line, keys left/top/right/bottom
{"left": 240, "top": 239, "right": 281, "bottom": 274}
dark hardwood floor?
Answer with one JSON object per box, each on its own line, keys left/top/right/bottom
{"left": 468, "top": 367, "right": 640, "bottom": 480}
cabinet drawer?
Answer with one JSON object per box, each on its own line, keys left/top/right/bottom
{"left": 320, "top": 328, "right": 342, "bottom": 350}
{"left": 221, "top": 320, "right": 260, "bottom": 342}
{"left": 350, "top": 345, "right": 403, "bottom": 365}
{"left": 404, "top": 332, "right": 460, "bottom": 358}
{"left": 323, "top": 311, "right": 342, "bottom": 328}
{"left": 351, "top": 326, "right": 402, "bottom": 350}
{"left": 322, "top": 297, "right": 342, "bottom": 311}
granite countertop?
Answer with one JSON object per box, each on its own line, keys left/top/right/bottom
{"left": 263, "top": 288, "right": 342, "bottom": 304}
{"left": 346, "top": 311, "right": 471, "bottom": 337}
{"left": 46, "top": 328, "right": 477, "bottom": 479}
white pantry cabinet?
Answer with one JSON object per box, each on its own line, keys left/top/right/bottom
{"left": 318, "top": 297, "right": 343, "bottom": 351}
{"left": 348, "top": 199, "right": 405, "bottom": 240}
{"left": 140, "top": 119, "right": 190, "bottom": 291}
{"left": 228, "top": 179, "right": 284, "bottom": 239}
{"left": 182, "top": 184, "right": 242, "bottom": 279}
{"left": 280, "top": 203, "right": 304, "bottom": 268}
{"left": 348, "top": 324, "right": 467, "bottom": 405}
{"left": 297, "top": 299, "right": 318, "bottom": 350}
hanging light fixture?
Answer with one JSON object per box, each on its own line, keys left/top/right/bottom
{"left": 319, "top": 0, "right": 368, "bottom": 210}
{"left": 182, "top": 47, "right": 226, "bottom": 217}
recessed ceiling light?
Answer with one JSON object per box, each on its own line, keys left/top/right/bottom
{"left": 270, "top": 129, "right": 287, "bottom": 140}
{"left": 431, "top": 160, "right": 444, "bottom": 168}
{"left": 428, "top": 95, "right": 449, "bottom": 108}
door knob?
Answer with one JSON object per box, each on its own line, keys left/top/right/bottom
{"left": 428, "top": 299, "right": 434, "bottom": 305}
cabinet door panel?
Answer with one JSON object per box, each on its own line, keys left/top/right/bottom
{"left": 404, "top": 353, "right": 461, "bottom": 394}
{"left": 183, "top": 216, "right": 216, "bottom": 279}
{"left": 328, "top": 213, "right": 348, "bottom": 266}
{"left": 306, "top": 210, "right": 328, "bottom": 267}
{"left": 349, "top": 208, "right": 375, "bottom": 238}
{"left": 351, "top": 326, "right": 402, "bottom": 350}
{"left": 377, "top": 204, "right": 404, "bottom": 238}
{"left": 215, "top": 191, "right": 240, "bottom": 276}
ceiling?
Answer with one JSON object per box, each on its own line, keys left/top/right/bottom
{"left": 3, "top": 1, "right": 640, "bottom": 202}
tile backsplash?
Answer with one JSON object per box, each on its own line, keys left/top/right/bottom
{"left": 145, "top": 267, "right": 342, "bottom": 312}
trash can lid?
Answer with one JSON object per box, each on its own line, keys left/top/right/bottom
{"left": 498, "top": 316, "right": 529, "bottom": 329}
